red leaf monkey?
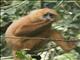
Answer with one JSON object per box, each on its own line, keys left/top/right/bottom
{"left": 5, "top": 8, "right": 76, "bottom": 60}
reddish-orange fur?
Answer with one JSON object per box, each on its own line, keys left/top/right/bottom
{"left": 5, "top": 8, "right": 75, "bottom": 60}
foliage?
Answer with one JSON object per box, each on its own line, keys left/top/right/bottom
{"left": 16, "top": 50, "right": 33, "bottom": 60}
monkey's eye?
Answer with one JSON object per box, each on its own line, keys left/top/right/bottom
{"left": 43, "top": 13, "right": 55, "bottom": 20}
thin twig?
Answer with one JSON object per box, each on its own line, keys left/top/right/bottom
{"left": 0, "top": 36, "right": 80, "bottom": 42}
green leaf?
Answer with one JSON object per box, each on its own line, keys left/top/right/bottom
{"left": 16, "top": 51, "right": 26, "bottom": 59}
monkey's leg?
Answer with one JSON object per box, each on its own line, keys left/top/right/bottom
{"left": 11, "top": 37, "right": 48, "bottom": 60}
{"left": 50, "top": 30, "right": 76, "bottom": 52}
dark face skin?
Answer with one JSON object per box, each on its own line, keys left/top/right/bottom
{"left": 43, "top": 12, "right": 56, "bottom": 22}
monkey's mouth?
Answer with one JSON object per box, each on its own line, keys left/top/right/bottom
{"left": 46, "top": 18, "right": 56, "bottom": 22}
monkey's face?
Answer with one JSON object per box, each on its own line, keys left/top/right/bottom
{"left": 42, "top": 12, "right": 57, "bottom": 21}
{"left": 28, "top": 8, "right": 59, "bottom": 23}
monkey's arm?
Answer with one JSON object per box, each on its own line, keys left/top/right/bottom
{"left": 14, "top": 20, "right": 51, "bottom": 36}
{"left": 50, "top": 30, "right": 76, "bottom": 52}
